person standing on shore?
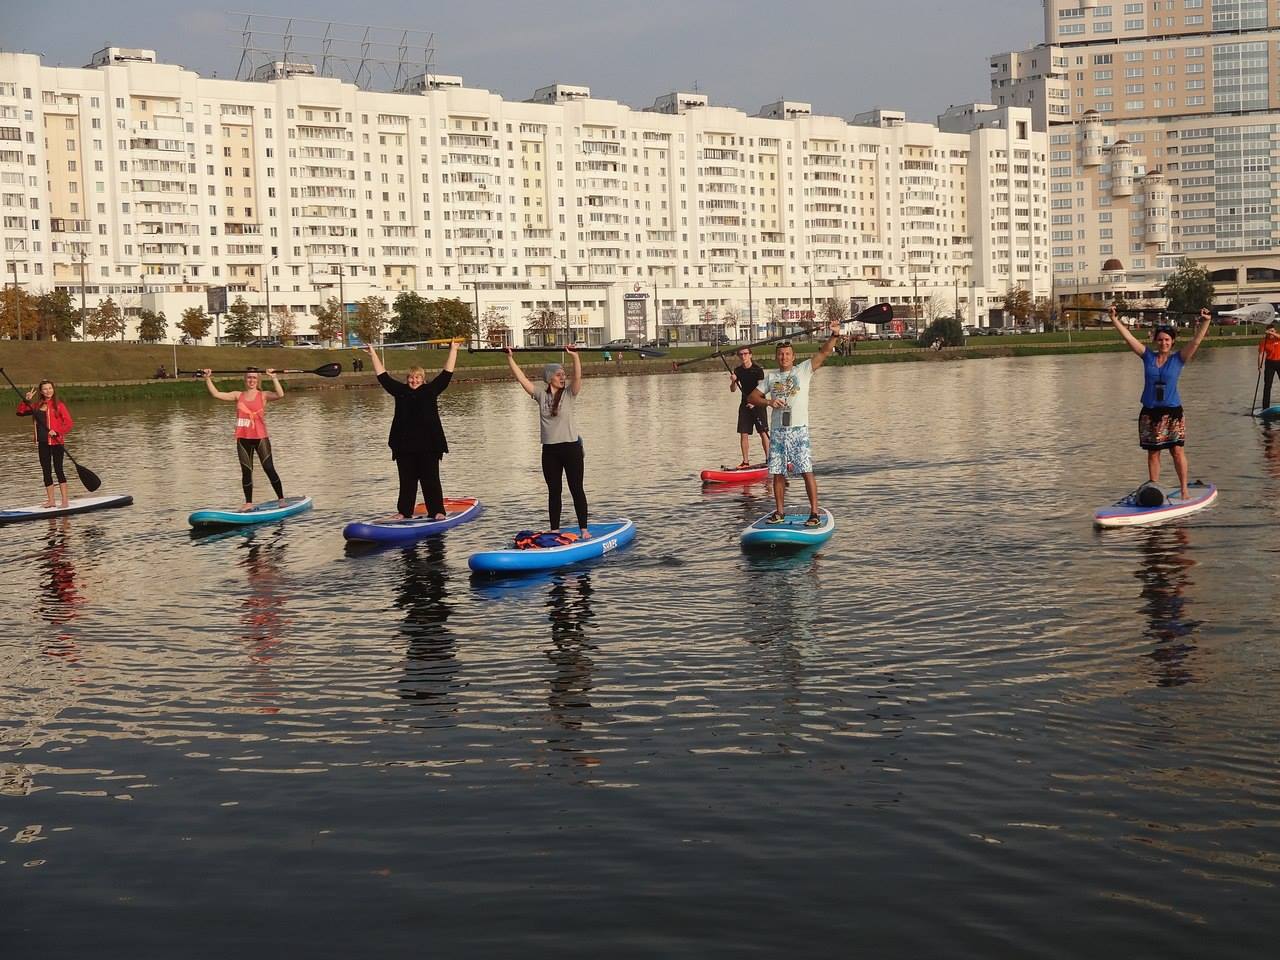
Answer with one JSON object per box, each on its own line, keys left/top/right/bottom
{"left": 747, "top": 317, "right": 843, "bottom": 526}
{"left": 1258, "top": 323, "right": 1280, "bottom": 409}
{"left": 201, "top": 368, "right": 286, "bottom": 509}
{"left": 16, "top": 380, "right": 73, "bottom": 509}
{"left": 504, "top": 345, "right": 591, "bottom": 539}
{"left": 366, "top": 340, "right": 459, "bottom": 520}
{"left": 1109, "top": 304, "right": 1212, "bottom": 500}
{"left": 728, "top": 346, "right": 769, "bottom": 467}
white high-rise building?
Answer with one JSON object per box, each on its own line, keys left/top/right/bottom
{"left": 1, "top": 47, "right": 1050, "bottom": 342}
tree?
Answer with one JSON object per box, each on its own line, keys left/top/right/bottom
{"left": 765, "top": 302, "right": 784, "bottom": 337}
{"left": 34, "top": 290, "right": 78, "bottom": 341}
{"left": 480, "top": 305, "right": 510, "bottom": 347}
{"left": 312, "top": 296, "right": 345, "bottom": 346}
{"left": 916, "top": 316, "right": 964, "bottom": 348}
{"left": 1161, "top": 259, "right": 1214, "bottom": 315}
{"left": 429, "top": 297, "right": 477, "bottom": 341}
{"left": 137, "top": 308, "right": 168, "bottom": 343}
{"left": 178, "top": 305, "right": 212, "bottom": 344}
{"left": 275, "top": 310, "right": 297, "bottom": 344}
{"left": 1002, "top": 285, "right": 1032, "bottom": 325}
{"left": 0, "top": 286, "right": 39, "bottom": 339}
{"left": 525, "top": 306, "right": 565, "bottom": 346}
{"left": 1064, "top": 291, "right": 1104, "bottom": 329}
{"left": 352, "top": 295, "right": 388, "bottom": 345}
{"left": 83, "top": 297, "right": 125, "bottom": 341}
{"left": 923, "top": 294, "right": 949, "bottom": 324}
{"left": 224, "top": 296, "right": 256, "bottom": 345}
{"left": 390, "top": 290, "right": 431, "bottom": 342}
{"left": 820, "top": 297, "right": 847, "bottom": 329}
{"left": 1030, "top": 297, "right": 1053, "bottom": 331}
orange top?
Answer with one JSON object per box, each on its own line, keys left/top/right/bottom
{"left": 1260, "top": 336, "right": 1280, "bottom": 362}
{"left": 234, "top": 390, "right": 269, "bottom": 440}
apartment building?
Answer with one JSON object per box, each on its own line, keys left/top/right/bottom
{"left": 991, "top": 0, "right": 1280, "bottom": 305}
{"left": 1, "top": 47, "right": 1049, "bottom": 343}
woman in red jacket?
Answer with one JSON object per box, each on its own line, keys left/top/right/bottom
{"left": 17, "top": 379, "right": 74, "bottom": 508}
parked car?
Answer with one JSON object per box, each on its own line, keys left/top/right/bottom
{"left": 245, "top": 338, "right": 283, "bottom": 348}
{"left": 963, "top": 325, "right": 985, "bottom": 337}
{"left": 641, "top": 337, "right": 671, "bottom": 348}
{"left": 605, "top": 337, "right": 636, "bottom": 348}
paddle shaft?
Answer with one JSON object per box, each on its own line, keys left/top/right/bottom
{"left": 0, "top": 367, "right": 102, "bottom": 491}
{"left": 1253, "top": 364, "right": 1263, "bottom": 414}
{"left": 675, "top": 303, "right": 893, "bottom": 369}
{"left": 178, "top": 364, "right": 340, "bottom": 377}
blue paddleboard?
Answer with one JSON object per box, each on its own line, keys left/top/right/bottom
{"left": 468, "top": 518, "right": 636, "bottom": 573}
{"left": 740, "top": 508, "right": 835, "bottom": 549}
{"left": 188, "top": 495, "right": 313, "bottom": 528}
{"left": 1254, "top": 405, "right": 1280, "bottom": 418}
{"left": 343, "top": 496, "right": 482, "bottom": 544}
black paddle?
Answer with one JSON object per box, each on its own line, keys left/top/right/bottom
{"left": 0, "top": 367, "right": 102, "bottom": 493}
{"left": 178, "top": 363, "right": 344, "bottom": 378}
{"left": 675, "top": 303, "right": 895, "bottom": 369}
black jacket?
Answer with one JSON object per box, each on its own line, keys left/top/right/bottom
{"left": 378, "top": 370, "right": 452, "bottom": 458}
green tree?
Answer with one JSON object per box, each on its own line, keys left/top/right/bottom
{"left": 137, "top": 308, "right": 168, "bottom": 343}
{"left": 389, "top": 290, "right": 431, "bottom": 342}
{"left": 274, "top": 308, "right": 296, "bottom": 344}
{"left": 429, "top": 297, "right": 477, "bottom": 341}
{"left": 0, "top": 286, "right": 39, "bottom": 339}
{"left": 313, "top": 296, "right": 345, "bottom": 346}
{"left": 1161, "top": 259, "right": 1214, "bottom": 315}
{"left": 352, "top": 295, "right": 388, "bottom": 345}
{"left": 224, "top": 296, "right": 256, "bottom": 345}
{"left": 83, "top": 297, "right": 125, "bottom": 341}
{"left": 916, "top": 316, "right": 964, "bottom": 348}
{"left": 33, "top": 289, "right": 79, "bottom": 340}
{"left": 178, "top": 305, "right": 212, "bottom": 344}
{"left": 1002, "top": 285, "right": 1032, "bottom": 325}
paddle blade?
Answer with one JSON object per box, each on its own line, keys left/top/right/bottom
{"left": 313, "top": 362, "right": 343, "bottom": 378}
{"left": 637, "top": 348, "right": 668, "bottom": 359}
{"left": 856, "top": 303, "right": 894, "bottom": 326}
{"left": 73, "top": 460, "right": 101, "bottom": 493}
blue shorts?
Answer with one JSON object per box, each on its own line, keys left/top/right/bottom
{"left": 768, "top": 425, "right": 813, "bottom": 476}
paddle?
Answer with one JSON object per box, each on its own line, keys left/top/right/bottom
{"left": 675, "top": 303, "right": 895, "bottom": 369}
{"left": 0, "top": 367, "right": 102, "bottom": 493}
{"left": 1252, "top": 365, "right": 1263, "bottom": 416}
{"left": 472, "top": 346, "right": 668, "bottom": 359}
{"left": 177, "top": 363, "right": 343, "bottom": 378}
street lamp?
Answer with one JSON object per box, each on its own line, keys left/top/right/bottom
{"left": 6, "top": 258, "right": 19, "bottom": 340}
{"left": 261, "top": 254, "right": 278, "bottom": 340}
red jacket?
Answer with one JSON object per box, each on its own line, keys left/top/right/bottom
{"left": 17, "top": 399, "right": 73, "bottom": 446}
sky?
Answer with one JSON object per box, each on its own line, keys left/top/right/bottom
{"left": 2, "top": 0, "right": 1045, "bottom": 122}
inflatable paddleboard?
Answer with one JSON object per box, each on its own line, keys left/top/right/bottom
{"left": 468, "top": 518, "right": 636, "bottom": 573}
{"left": 741, "top": 508, "right": 835, "bottom": 549}
{"left": 1094, "top": 481, "right": 1217, "bottom": 528}
{"left": 701, "top": 463, "right": 768, "bottom": 484}
{"left": 0, "top": 493, "right": 134, "bottom": 525}
{"left": 1254, "top": 405, "right": 1280, "bottom": 418}
{"left": 188, "top": 495, "right": 313, "bottom": 528}
{"left": 343, "top": 497, "right": 482, "bottom": 544}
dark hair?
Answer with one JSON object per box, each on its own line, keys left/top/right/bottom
{"left": 35, "top": 379, "right": 57, "bottom": 406}
{"left": 1153, "top": 325, "right": 1176, "bottom": 339}
{"left": 548, "top": 385, "right": 564, "bottom": 418}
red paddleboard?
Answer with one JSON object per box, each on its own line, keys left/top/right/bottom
{"left": 701, "top": 464, "right": 768, "bottom": 484}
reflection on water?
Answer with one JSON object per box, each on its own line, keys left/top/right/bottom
{"left": 1135, "top": 527, "right": 1201, "bottom": 687}
{"left": 1, "top": 347, "right": 1279, "bottom": 957}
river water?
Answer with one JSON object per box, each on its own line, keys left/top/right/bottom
{"left": 1, "top": 348, "right": 1277, "bottom": 957}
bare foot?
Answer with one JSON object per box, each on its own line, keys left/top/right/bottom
{"left": 41, "top": 501, "right": 55, "bottom": 509}
{"left": 1180, "top": 488, "right": 1190, "bottom": 501}
{"left": 241, "top": 502, "right": 254, "bottom": 511}
{"left": 580, "top": 528, "right": 592, "bottom": 540}
{"left": 59, "top": 502, "right": 70, "bottom": 509}
{"left": 432, "top": 513, "right": 446, "bottom": 521}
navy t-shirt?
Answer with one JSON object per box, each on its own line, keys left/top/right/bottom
{"left": 734, "top": 364, "right": 765, "bottom": 407}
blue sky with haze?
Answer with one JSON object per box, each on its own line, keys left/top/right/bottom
{"left": 2, "top": 0, "right": 1043, "bottom": 121}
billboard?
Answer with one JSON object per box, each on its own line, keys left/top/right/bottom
{"left": 623, "top": 293, "right": 648, "bottom": 338}
{"left": 206, "top": 286, "right": 228, "bottom": 315}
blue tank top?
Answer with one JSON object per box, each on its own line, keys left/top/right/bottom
{"left": 1140, "top": 349, "right": 1184, "bottom": 408}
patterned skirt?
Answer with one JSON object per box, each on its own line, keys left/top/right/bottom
{"left": 1138, "top": 405, "right": 1186, "bottom": 450}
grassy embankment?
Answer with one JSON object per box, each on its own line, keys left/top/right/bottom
{"left": 0, "top": 328, "right": 1263, "bottom": 401}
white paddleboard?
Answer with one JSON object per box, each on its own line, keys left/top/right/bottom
{"left": 1094, "top": 481, "right": 1217, "bottom": 528}
{"left": 0, "top": 494, "right": 134, "bottom": 524}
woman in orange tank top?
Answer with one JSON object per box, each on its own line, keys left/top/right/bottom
{"left": 201, "top": 368, "right": 286, "bottom": 509}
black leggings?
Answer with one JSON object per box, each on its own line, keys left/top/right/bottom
{"left": 395, "top": 450, "right": 445, "bottom": 518}
{"left": 38, "top": 443, "right": 67, "bottom": 487}
{"left": 1264, "top": 359, "right": 1280, "bottom": 408}
{"left": 541, "top": 439, "right": 588, "bottom": 531}
{"left": 236, "top": 437, "right": 284, "bottom": 503}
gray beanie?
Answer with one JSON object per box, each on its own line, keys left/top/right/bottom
{"left": 543, "top": 362, "right": 564, "bottom": 383}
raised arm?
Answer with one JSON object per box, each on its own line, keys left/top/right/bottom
{"left": 443, "top": 338, "right": 461, "bottom": 374}
{"left": 201, "top": 369, "right": 240, "bottom": 402}
{"left": 264, "top": 369, "right": 284, "bottom": 401}
{"left": 505, "top": 347, "right": 537, "bottom": 397}
{"left": 566, "top": 344, "right": 583, "bottom": 396}
{"left": 1109, "top": 305, "right": 1146, "bottom": 356}
{"left": 1179, "top": 309, "right": 1213, "bottom": 364}
{"left": 367, "top": 341, "right": 386, "bottom": 376}
{"left": 808, "top": 317, "right": 843, "bottom": 372}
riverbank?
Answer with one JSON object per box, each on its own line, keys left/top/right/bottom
{"left": 0, "top": 331, "right": 1262, "bottom": 400}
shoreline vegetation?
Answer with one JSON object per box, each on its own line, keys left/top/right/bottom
{"left": 0, "top": 331, "right": 1263, "bottom": 402}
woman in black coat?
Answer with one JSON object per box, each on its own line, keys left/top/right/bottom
{"left": 366, "top": 340, "right": 460, "bottom": 519}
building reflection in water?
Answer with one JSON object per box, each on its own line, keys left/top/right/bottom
{"left": 1134, "top": 526, "right": 1201, "bottom": 688}
{"left": 543, "top": 572, "right": 599, "bottom": 765}
{"left": 393, "top": 538, "right": 459, "bottom": 728}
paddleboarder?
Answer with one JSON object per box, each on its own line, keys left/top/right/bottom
{"left": 504, "top": 345, "right": 591, "bottom": 540}
{"left": 1259, "top": 323, "right": 1280, "bottom": 409}
{"left": 201, "top": 368, "right": 286, "bottom": 509}
{"left": 747, "top": 316, "right": 843, "bottom": 526}
{"left": 16, "top": 380, "right": 73, "bottom": 509}
{"left": 367, "top": 340, "right": 459, "bottom": 520}
{"left": 1109, "top": 304, "right": 1212, "bottom": 500}
{"left": 729, "top": 346, "right": 769, "bottom": 467}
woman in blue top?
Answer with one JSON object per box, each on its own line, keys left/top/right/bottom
{"left": 1110, "top": 303, "right": 1212, "bottom": 500}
